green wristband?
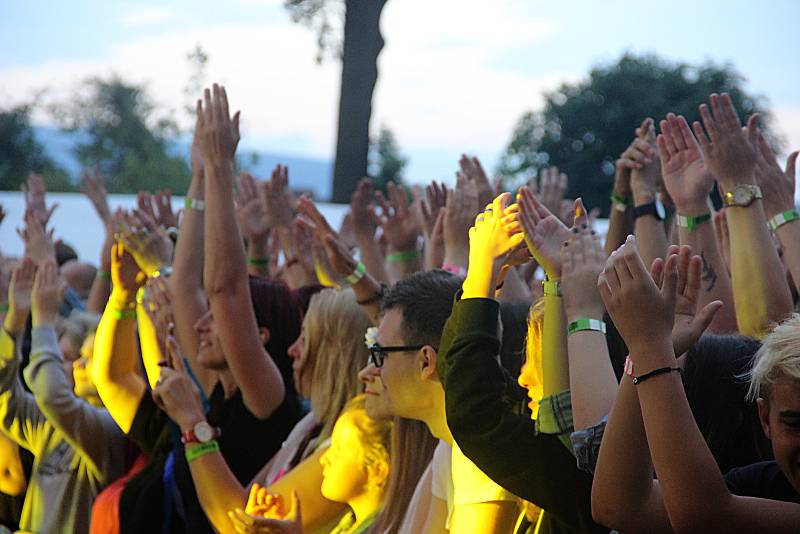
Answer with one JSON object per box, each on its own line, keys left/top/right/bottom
{"left": 99, "top": 271, "right": 112, "bottom": 281}
{"left": 610, "top": 192, "right": 631, "bottom": 210}
{"left": 184, "top": 197, "right": 205, "bottom": 211}
{"left": 0, "top": 305, "right": 9, "bottom": 313}
{"left": 386, "top": 249, "right": 421, "bottom": 263}
{"left": 185, "top": 440, "right": 220, "bottom": 462}
{"left": 112, "top": 309, "right": 137, "bottom": 320}
{"left": 344, "top": 262, "right": 366, "bottom": 286}
{"left": 768, "top": 209, "right": 800, "bottom": 231}
{"left": 567, "top": 318, "right": 606, "bottom": 335}
{"left": 675, "top": 212, "right": 711, "bottom": 231}
{"left": 247, "top": 257, "right": 270, "bottom": 267}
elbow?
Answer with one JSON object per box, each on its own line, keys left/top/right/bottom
{"left": 591, "top": 484, "right": 622, "bottom": 531}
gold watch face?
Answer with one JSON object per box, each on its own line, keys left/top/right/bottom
{"left": 733, "top": 187, "right": 752, "bottom": 205}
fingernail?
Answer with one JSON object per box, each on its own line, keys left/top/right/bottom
{"left": 575, "top": 204, "right": 584, "bottom": 218}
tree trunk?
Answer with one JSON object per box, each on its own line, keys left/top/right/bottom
{"left": 331, "top": 0, "right": 387, "bottom": 203}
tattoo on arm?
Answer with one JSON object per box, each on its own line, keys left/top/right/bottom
{"left": 700, "top": 251, "right": 717, "bottom": 292}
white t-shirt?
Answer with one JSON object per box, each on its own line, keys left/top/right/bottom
{"left": 431, "top": 440, "right": 518, "bottom": 529}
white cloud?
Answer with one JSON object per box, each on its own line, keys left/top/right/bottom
{"left": 121, "top": 6, "right": 183, "bottom": 27}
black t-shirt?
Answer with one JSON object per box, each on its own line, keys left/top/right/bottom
{"left": 120, "top": 384, "right": 305, "bottom": 533}
{"left": 725, "top": 461, "right": 800, "bottom": 503}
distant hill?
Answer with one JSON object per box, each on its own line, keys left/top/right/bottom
{"left": 33, "top": 126, "right": 333, "bottom": 200}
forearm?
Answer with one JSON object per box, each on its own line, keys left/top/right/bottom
{"left": 634, "top": 216, "right": 668, "bottom": 269}
{"left": 356, "top": 234, "right": 390, "bottom": 284}
{"left": 604, "top": 207, "right": 633, "bottom": 257}
{"left": 246, "top": 236, "right": 271, "bottom": 278}
{"left": 385, "top": 246, "right": 422, "bottom": 285}
{"left": 566, "top": 330, "right": 616, "bottom": 431}
{"left": 2, "top": 308, "right": 28, "bottom": 338}
{"left": 497, "top": 267, "right": 531, "bottom": 302}
{"left": 727, "top": 200, "right": 793, "bottom": 337}
{"left": 677, "top": 221, "right": 737, "bottom": 333}
{"left": 350, "top": 274, "right": 384, "bottom": 326}
{"left": 775, "top": 221, "right": 800, "bottom": 301}
{"left": 542, "top": 293, "right": 569, "bottom": 396}
{"left": 204, "top": 163, "right": 247, "bottom": 295}
{"left": 186, "top": 449, "right": 248, "bottom": 534}
{"left": 136, "top": 305, "right": 164, "bottom": 390}
{"left": 86, "top": 273, "right": 111, "bottom": 315}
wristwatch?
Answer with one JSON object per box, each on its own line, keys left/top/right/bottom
{"left": 724, "top": 184, "right": 762, "bottom": 208}
{"left": 182, "top": 421, "right": 220, "bottom": 445}
{"left": 632, "top": 200, "right": 666, "bottom": 221}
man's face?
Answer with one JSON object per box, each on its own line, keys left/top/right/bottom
{"left": 358, "top": 360, "right": 392, "bottom": 422}
{"left": 373, "top": 308, "right": 423, "bottom": 420}
{"left": 194, "top": 310, "right": 228, "bottom": 371}
{"left": 758, "top": 377, "right": 800, "bottom": 492}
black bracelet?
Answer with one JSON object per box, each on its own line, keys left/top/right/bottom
{"left": 356, "top": 284, "right": 387, "bottom": 306}
{"left": 633, "top": 366, "right": 681, "bottom": 385}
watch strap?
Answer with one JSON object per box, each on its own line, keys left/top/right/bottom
{"left": 724, "top": 184, "right": 762, "bottom": 207}
{"left": 181, "top": 424, "right": 220, "bottom": 445}
{"left": 768, "top": 209, "right": 800, "bottom": 231}
{"left": 675, "top": 212, "right": 711, "bottom": 231}
{"left": 632, "top": 202, "right": 663, "bottom": 221}
{"left": 542, "top": 279, "right": 561, "bottom": 297}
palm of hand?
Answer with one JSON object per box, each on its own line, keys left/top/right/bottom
{"left": 113, "top": 253, "right": 145, "bottom": 291}
{"left": 239, "top": 200, "right": 269, "bottom": 238}
{"left": 382, "top": 216, "right": 417, "bottom": 250}
{"left": 705, "top": 134, "right": 757, "bottom": 184}
{"left": 11, "top": 280, "right": 34, "bottom": 311}
{"left": 662, "top": 149, "right": 712, "bottom": 205}
{"left": 524, "top": 216, "right": 568, "bottom": 276}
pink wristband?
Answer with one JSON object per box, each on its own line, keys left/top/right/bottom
{"left": 442, "top": 263, "right": 467, "bottom": 277}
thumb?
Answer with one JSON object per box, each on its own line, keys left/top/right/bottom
{"left": 572, "top": 198, "right": 588, "bottom": 228}
{"left": 690, "top": 300, "right": 724, "bottom": 339}
{"left": 661, "top": 253, "right": 678, "bottom": 312}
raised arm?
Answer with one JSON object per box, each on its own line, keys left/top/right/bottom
{"left": 91, "top": 243, "right": 146, "bottom": 433}
{"left": 235, "top": 172, "right": 272, "bottom": 278}
{"left": 199, "top": 84, "right": 284, "bottom": 420}
{"left": 695, "top": 93, "right": 792, "bottom": 337}
{"left": 604, "top": 123, "right": 643, "bottom": 256}
{"left": 517, "top": 186, "right": 570, "bottom": 395}
{"left": 658, "top": 113, "right": 737, "bottom": 333}
{"left": 25, "top": 260, "right": 125, "bottom": 476}
{"left": 349, "top": 179, "right": 390, "bottom": 284}
{"left": 376, "top": 182, "right": 422, "bottom": 283}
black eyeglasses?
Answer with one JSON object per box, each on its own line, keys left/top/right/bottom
{"left": 368, "top": 343, "right": 426, "bottom": 368}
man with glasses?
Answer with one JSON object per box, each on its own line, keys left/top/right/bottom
{"left": 359, "top": 270, "right": 520, "bottom": 533}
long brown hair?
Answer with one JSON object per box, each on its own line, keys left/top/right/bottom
{"left": 369, "top": 417, "right": 437, "bottom": 534}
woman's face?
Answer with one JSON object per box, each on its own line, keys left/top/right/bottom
{"left": 73, "top": 333, "right": 99, "bottom": 401}
{"left": 319, "top": 413, "right": 369, "bottom": 504}
{"left": 517, "top": 355, "right": 543, "bottom": 420}
{"left": 288, "top": 321, "right": 312, "bottom": 397}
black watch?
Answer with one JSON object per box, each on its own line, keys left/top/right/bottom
{"left": 632, "top": 200, "right": 666, "bottom": 221}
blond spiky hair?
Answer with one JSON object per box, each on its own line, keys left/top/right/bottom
{"left": 747, "top": 314, "right": 800, "bottom": 401}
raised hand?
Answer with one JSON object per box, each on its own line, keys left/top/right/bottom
{"left": 375, "top": 182, "right": 420, "bottom": 252}
{"left": 443, "top": 173, "right": 479, "bottom": 267}
{"left": 191, "top": 112, "right": 205, "bottom": 179}
{"left": 152, "top": 335, "right": 205, "bottom": 432}
{"left": 263, "top": 164, "right": 295, "bottom": 230}
{"left": 229, "top": 489, "right": 302, "bottom": 534}
{"left": 235, "top": 172, "right": 270, "bottom": 243}
{"left": 197, "top": 84, "right": 241, "bottom": 171}
{"left": 598, "top": 236, "right": 676, "bottom": 360}
{"left": 537, "top": 166, "right": 568, "bottom": 222}
{"left": 296, "top": 197, "right": 358, "bottom": 278}
{"left": 349, "top": 179, "right": 381, "bottom": 242}
{"left": 17, "top": 213, "right": 55, "bottom": 265}
{"left": 561, "top": 227, "right": 605, "bottom": 322}
{"left": 111, "top": 243, "right": 146, "bottom": 295}
{"left": 693, "top": 93, "right": 758, "bottom": 189}
{"left": 117, "top": 210, "right": 173, "bottom": 276}
{"left": 21, "top": 173, "right": 58, "bottom": 227}
{"left": 658, "top": 114, "right": 714, "bottom": 213}
{"left": 627, "top": 118, "right": 661, "bottom": 205}
{"left": 753, "top": 131, "right": 798, "bottom": 219}
{"left": 31, "top": 260, "right": 60, "bottom": 327}
{"left": 458, "top": 154, "right": 495, "bottom": 207}
{"left": 419, "top": 180, "right": 448, "bottom": 240}
{"left": 650, "top": 245, "right": 723, "bottom": 357}
{"left": 153, "top": 190, "right": 179, "bottom": 228}
{"left": 516, "top": 186, "right": 570, "bottom": 279}
{"left": 8, "top": 258, "right": 36, "bottom": 318}
{"left": 82, "top": 166, "right": 111, "bottom": 224}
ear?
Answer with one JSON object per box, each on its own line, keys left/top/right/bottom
{"left": 419, "top": 346, "right": 440, "bottom": 382}
{"left": 258, "top": 327, "right": 271, "bottom": 346}
{"left": 757, "top": 397, "right": 772, "bottom": 440}
{"left": 366, "top": 457, "right": 390, "bottom": 492}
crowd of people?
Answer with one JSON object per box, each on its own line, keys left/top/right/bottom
{"left": 0, "top": 83, "right": 798, "bottom": 533}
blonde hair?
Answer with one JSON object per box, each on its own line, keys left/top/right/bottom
{"left": 746, "top": 313, "right": 800, "bottom": 401}
{"left": 523, "top": 298, "right": 546, "bottom": 415}
{"left": 305, "top": 288, "right": 372, "bottom": 443}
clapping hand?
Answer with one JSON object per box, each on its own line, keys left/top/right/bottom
{"left": 117, "top": 210, "right": 173, "bottom": 276}
{"left": 516, "top": 186, "right": 572, "bottom": 280}
{"left": 296, "top": 197, "right": 358, "bottom": 279}
{"left": 561, "top": 227, "right": 605, "bottom": 322}
{"left": 753, "top": 129, "right": 798, "bottom": 219}
{"left": 658, "top": 114, "right": 713, "bottom": 213}
{"left": 228, "top": 485, "right": 302, "bottom": 534}
{"left": 375, "top": 182, "right": 419, "bottom": 252}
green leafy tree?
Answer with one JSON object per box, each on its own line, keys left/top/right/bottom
{"left": 0, "top": 104, "right": 72, "bottom": 191}
{"left": 369, "top": 126, "right": 407, "bottom": 194}
{"left": 286, "top": 0, "right": 389, "bottom": 202}
{"left": 53, "top": 75, "right": 191, "bottom": 193}
{"left": 499, "top": 53, "right": 776, "bottom": 215}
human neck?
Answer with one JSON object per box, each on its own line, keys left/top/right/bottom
{"left": 348, "top": 488, "right": 384, "bottom": 529}
{"left": 418, "top": 391, "right": 453, "bottom": 444}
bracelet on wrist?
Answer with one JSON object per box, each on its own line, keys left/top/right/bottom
{"left": 386, "top": 249, "right": 421, "bottom": 263}
{"left": 247, "top": 257, "right": 270, "bottom": 267}
{"left": 632, "top": 366, "right": 681, "bottom": 385}
{"left": 344, "top": 262, "right": 367, "bottom": 286}
{"left": 675, "top": 212, "right": 711, "bottom": 231}
{"left": 185, "top": 440, "right": 220, "bottom": 462}
{"left": 99, "top": 271, "right": 112, "bottom": 281}
{"left": 542, "top": 279, "right": 561, "bottom": 297}
{"left": 0, "top": 305, "right": 9, "bottom": 313}
{"left": 767, "top": 209, "right": 800, "bottom": 231}
{"left": 610, "top": 192, "right": 631, "bottom": 212}
{"left": 356, "top": 284, "right": 388, "bottom": 306}
{"left": 184, "top": 197, "right": 205, "bottom": 211}
{"left": 111, "top": 309, "right": 137, "bottom": 320}
{"left": 567, "top": 318, "right": 606, "bottom": 335}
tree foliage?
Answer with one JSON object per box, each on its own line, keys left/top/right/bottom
{"left": 0, "top": 104, "right": 72, "bottom": 191}
{"left": 369, "top": 126, "right": 407, "bottom": 194}
{"left": 53, "top": 76, "right": 191, "bottom": 194}
{"left": 498, "top": 53, "right": 775, "bottom": 215}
